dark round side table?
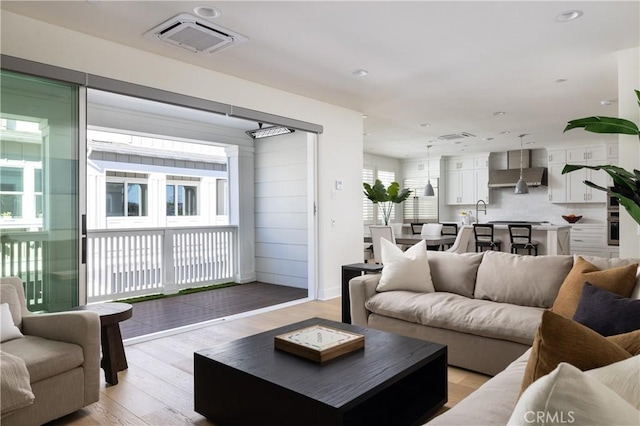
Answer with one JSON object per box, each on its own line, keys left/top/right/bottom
{"left": 71, "top": 302, "right": 133, "bottom": 385}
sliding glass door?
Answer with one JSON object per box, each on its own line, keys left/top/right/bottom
{"left": 0, "top": 70, "right": 82, "bottom": 311}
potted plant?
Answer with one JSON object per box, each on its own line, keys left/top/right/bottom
{"left": 562, "top": 90, "right": 640, "bottom": 225}
{"left": 363, "top": 179, "right": 412, "bottom": 225}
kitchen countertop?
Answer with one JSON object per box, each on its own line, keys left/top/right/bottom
{"left": 484, "top": 223, "right": 571, "bottom": 231}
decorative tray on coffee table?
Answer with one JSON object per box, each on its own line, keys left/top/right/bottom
{"left": 274, "top": 324, "right": 364, "bottom": 364}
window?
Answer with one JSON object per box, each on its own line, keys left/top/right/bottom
{"left": 362, "top": 167, "right": 374, "bottom": 222}
{"left": 403, "top": 178, "right": 439, "bottom": 222}
{"left": 0, "top": 167, "right": 23, "bottom": 218}
{"left": 216, "top": 179, "right": 228, "bottom": 216}
{"left": 167, "top": 184, "right": 198, "bottom": 216}
{"left": 105, "top": 172, "right": 148, "bottom": 217}
{"left": 34, "top": 169, "right": 43, "bottom": 218}
{"left": 363, "top": 168, "right": 398, "bottom": 224}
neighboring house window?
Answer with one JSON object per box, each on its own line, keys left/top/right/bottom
{"left": 403, "top": 178, "right": 439, "bottom": 222}
{"left": 216, "top": 179, "right": 228, "bottom": 216}
{"left": 0, "top": 167, "right": 23, "bottom": 218}
{"left": 166, "top": 176, "right": 199, "bottom": 216}
{"left": 34, "top": 169, "right": 42, "bottom": 218}
{"left": 106, "top": 172, "right": 148, "bottom": 217}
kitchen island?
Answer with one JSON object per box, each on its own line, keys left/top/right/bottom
{"left": 462, "top": 222, "right": 571, "bottom": 255}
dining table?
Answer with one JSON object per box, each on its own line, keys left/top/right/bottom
{"left": 364, "top": 234, "right": 456, "bottom": 251}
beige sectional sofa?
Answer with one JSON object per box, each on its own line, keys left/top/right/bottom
{"left": 350, "top": 250, "right": 576, "bottom": 375}
{"left": 350, "top": 252, "right": 640, "bottom": 425}
{"left": 0, "top": 277, "right": 101, "bottom": 426}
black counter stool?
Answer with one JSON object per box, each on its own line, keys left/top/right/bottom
{"left": 410, "top": 223, "right": 424, "bottom": 235}
{"left": 508, "top": 224, "right": 539, "bottom": 255}
{"left": 440, "top": 223, "right": 458, "bottom": 249}
{"left": 473, "top": 223, "right": 502, "bottom": 252}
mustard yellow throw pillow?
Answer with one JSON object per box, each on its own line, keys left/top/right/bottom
{"left": 552, "top": 256, "right": 638, "bottom": 318}
{"left": 520, "top": 310, "right": 631, "bottom": 393}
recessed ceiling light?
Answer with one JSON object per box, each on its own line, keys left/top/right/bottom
{"left": 363, "top": 132, "right": 370, "bottom": 136}
{"left": 493, "top": 111, "right": 506, "bottom": 116}
{"left": 555, "top": 78, "right": 568, "bottom": 83}
{"left": 556, "top": 10, "right": 583, "bottom": 22}
{"left": 526, "top": 141, "right": 536, "bottom": 145}
{"left": 420, "top": 123, "right": 431, "bottom": 127}
{"left": 362, "top": 114, "right": 368, "bottom": 119}
{"left": 600, "top": 100, "right": 617, "bottom": 106}
{"left": 352, "top": 69, "right": 369, "bottom": 77}
{"left": 193, "top": 6, "right": 221, "bottom": 18}
{"left": 483, "top": 137, "right": 494, "bottom": 141}
{"left": 500, "top": 131, "right": 510, "bottom": 135}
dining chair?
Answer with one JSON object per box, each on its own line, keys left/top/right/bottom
{"left": 369, "top": 225, "right": 396, "bottom": 264}
{"left": 508, "top": 224, "right": 539, "bottom": 255}
{"left": 440, "top": 223, "right": 459, "bottom": 249}
{"left": 473, "top": 223, "right": 502, "bottom": 252}
{"left": 446, "top": 225, "right": 474, "bottom": 253}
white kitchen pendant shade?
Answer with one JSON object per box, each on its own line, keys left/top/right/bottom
{"left": 424, "top": 181, "right": 435, "bottom": 196}
{"left": 515, "top": 134, "right": 529, "bottom": 195}
{"left": 424, "top": 144, "right": 435, "bottom": 197}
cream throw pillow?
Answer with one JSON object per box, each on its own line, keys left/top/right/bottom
{"left": 376, "top": 239, "right": 434, "bottom": 293}
{"left": 0, "top": 303, "right": 23, "bottom": 343}
{"left": 509, "top": 362, "right": 639, "bottom": 426}
{"left": 585, "top": 356, "right": 640, "bottom": 410}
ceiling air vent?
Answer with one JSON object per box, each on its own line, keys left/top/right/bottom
{"left": 437, "top": 132, "right": 476, "bottom": 141}
{"left": 143, "top": 13, "right": 248, "bottom": 54}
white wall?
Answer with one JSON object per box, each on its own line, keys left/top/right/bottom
{"left": 1, "top": 11, "right": 363, "bottom": 299}
{"left": 618, "top": 47, "right": 640, "bottom": 258}
{"left": 254, "top": 132, "right": 308, "bottom": 289}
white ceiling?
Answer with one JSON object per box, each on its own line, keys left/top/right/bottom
{"left": 2, "top": 1, "right": 638, "bottom": 158}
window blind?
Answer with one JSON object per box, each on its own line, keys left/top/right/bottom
{"left": 403, "top": 178, "right": 439, "bottom": 222}
{"left": 362, "top": 167, "right": 374, "bottom": 222}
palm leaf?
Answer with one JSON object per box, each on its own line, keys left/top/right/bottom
{"left": 564, "top": 116, "right": 639, "bottom": 136}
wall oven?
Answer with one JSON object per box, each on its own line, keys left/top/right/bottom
{"left": 607, "top": 211, "right": 619, "bottom": 246}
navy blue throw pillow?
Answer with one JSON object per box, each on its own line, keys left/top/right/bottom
{"left": 573, "top": 282, "right": 640, "bottom": 336}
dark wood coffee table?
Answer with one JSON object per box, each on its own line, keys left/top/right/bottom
{"left": 194, "top": 318, "right": 447, "bottom": 426}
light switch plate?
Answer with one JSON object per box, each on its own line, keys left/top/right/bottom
{"left": 335, "top": 180, "right": 343, "bottom": 190}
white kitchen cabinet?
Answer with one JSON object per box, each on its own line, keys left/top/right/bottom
{"left": 566, "top": 146, "right": 606, "bottom": 163}
{"left": 445, "top": 155, "right": 489, "bottom": 205}
{"left": 566, "top": 163, "right": 607, "bottom": 203}
{"left": 570, "top": 224, "right": 606, "bottom": 257}
{"left": 446, "top": 169, "right": 475, "bottom": 204}
{"left": 547, "top": 145, "right": 607, "bottom": 204}
{"left": 547, "top": 149, "right": 566, "bottom": 164}
{"left": 446, "top": 157, "right": 474, "bottom": 171}
{"left": 475, "top": 169, "right": 489, "bottom": 202}
{"left": 548, "top": 164, "right": 567, "bottom": 203}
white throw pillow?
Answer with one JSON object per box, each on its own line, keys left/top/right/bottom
{"left": 585, "top": 356, "right": 640, "bottom": 410}
{"left": 376, "top": 239, "right": 435, "bottom": 293}
{"left": 0, "top": 303, "right": 23, "bottom": 342}
{"left": 508, "top": 362, "right": 639, "bottom": 426}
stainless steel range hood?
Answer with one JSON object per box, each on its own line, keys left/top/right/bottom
{"left": 488, "top": 150, "right": 547, "bottom": 188}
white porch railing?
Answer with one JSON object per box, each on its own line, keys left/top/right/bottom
{"left": 87, "top": 226, "right": 237, "bottom": 302}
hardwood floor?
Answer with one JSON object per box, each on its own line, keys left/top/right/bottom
{"left": 47, "top": 298, "right": 489, "bottom": 425}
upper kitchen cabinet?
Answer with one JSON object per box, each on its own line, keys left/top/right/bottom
{"left": 446, "top": 154, "right": 489, "bottom": 205}
{"left": 547, "top": 145, "right": 607, "bottom": 204}
{"left": 566, "top": 146, "right": 606, "bottom": 163}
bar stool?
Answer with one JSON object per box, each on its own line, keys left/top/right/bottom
{"left": 508, "top": 224, "right": 539, "bottom": 256}
{"left": 440, "top": 223, "right": 458, "bottom": 249}
{"left": 410, "top": 223, "right": 424, "bottom": 235}
{"left": 473, "top": 223, "right": 502, "bottom": 252}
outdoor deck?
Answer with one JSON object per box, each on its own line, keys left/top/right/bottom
{"left": 120, "top": 282, "right": 307, "bottom": 339}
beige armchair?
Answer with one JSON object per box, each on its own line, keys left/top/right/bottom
{"left": 0, "top": 277, "right": 101, "bottom": 426}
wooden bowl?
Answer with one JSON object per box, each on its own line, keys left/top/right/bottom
{"left": 562, "top": 215, "right": 582, "bottom": 223}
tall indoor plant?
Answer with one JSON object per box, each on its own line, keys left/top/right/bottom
{"left": 562, "top": 90, "right": 640, "bottom": 225}
{"left": 363, "top": 179, "right": 412, "bottom": 225}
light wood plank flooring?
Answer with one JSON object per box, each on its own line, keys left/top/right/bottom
{"left": 47, "top": 298, "right": 489, "bottom": 425}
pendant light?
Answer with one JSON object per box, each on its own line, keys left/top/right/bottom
{"left": 424, "top": 144, "right": 435, "bottom": 196}
{"left": 514, "top": 134, "right": 529, "bottom": 194}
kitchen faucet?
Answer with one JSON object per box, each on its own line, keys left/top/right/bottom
{"left": 476, "top": 200, "right": 487, "bottom": 224}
